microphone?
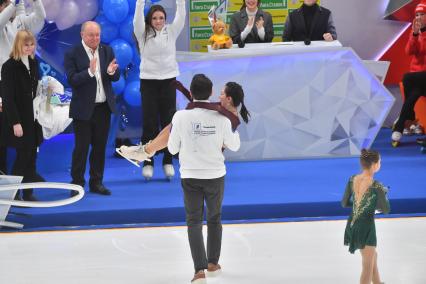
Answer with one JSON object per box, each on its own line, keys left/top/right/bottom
{"left": 304, "top": 38, "right": 311, "bottom": 45}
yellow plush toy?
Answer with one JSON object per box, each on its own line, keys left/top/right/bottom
{"left": 208, "top": 20, "right": 233, "bottom": 50}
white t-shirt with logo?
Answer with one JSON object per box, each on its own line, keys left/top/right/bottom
{"left": 168, "top": 104, "right": 240, "bottom": 179}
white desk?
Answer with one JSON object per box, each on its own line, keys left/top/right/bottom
{"left": 206, "top": 40, "right": 343, "bottom": 54}
{"left": 176, "top": 41, "right": 394, "bottom": 161}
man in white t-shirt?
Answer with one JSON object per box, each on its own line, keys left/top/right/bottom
{"left": 168, "top": 74, "right": 240, "bottom": 283}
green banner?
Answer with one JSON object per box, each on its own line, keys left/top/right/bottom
{"left": 260, "top": 0, "right": 287, "bottom": 10}
{"left": 190, "top": 26, "right": 213, "bottom": 40}
{"left": 190, "top": 0, "right": 219, "bottom": 12}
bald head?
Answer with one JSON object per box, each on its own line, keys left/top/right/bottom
{"left": 81, "top": 21, "right": 101, "bottom": 50}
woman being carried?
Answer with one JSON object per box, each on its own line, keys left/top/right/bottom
{"left": 117, "top": 81, "right": 250, "bottom": 165}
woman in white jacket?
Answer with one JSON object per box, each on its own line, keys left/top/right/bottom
{"left": 0, "top": 0, "right": 46, "bottom": 175}
{"left": 133, "top": 0, "right": 185, "bottom": 180}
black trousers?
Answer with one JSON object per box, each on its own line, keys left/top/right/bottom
{"left": 0, "top": 80, "right": 7, "bottom": 174}
{"left": 181, "top": 176, "right": 225, "bottom": 272}
{"left": 395, "top": 71, "right": 426, "bottom": 132}
{"left": 71, "top": 102, "right": 111, "bottom": 188}
{"left": 11, "top": 147, "right": 40, "bottom": 197}
{"left": 140, "top": 78, "right": 176, "bottom": 166}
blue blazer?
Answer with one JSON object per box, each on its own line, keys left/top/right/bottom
{"left": 64, "top": 43, "right": 120, "bottom": 120}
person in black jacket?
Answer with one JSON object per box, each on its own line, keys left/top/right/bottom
{"left": 0, "top": 30, "right": 44, "bottom": 201}
{"left": 64, "top": 21, "right": 119, "bottom": 197}
{"left": 229, "top": 0, "right": 274, "bottom": 46}
{"left": 282, "top": 0, "right": 337, "bottom": 42}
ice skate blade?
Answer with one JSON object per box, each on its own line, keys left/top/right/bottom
{"left": 115, "top": 148, "right": 141, "bottom": 167}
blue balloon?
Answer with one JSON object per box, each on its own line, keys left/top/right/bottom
{"left": 124, "top": 80, "right": 141, "bottom": 107}
{"left": 112, "top": 75, "right": 126, "bottom": 95}
{"left": 119, "top": 15, "right": 134, "bottom": 44}
{"left": 128, "top": 0, "right": 136, "bottom": 13}
{"left": 103, "top": 0, "right": 129, "bottom": 24}
{"left": 126, "top": 65, "right": 140, "bottom": 81}
{"left": 96, "top": 14, "right": 119, "bottom": 43}
{"left": 110, "top": 38, "right": 133, "bottom": 69}
{"left": 132, "top": 45, "right": 141, "bottom": 66}
{"left": 150, "top": 0, "right": 161, "bottom": 2}
{"left": 144, "top": 4, "right": 151, "bottom": 17}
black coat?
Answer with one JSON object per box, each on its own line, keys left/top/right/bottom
{"left": 229, "top": 8, "right": 274, "bottom": 44}
{"left": 64, "top": 43, "right": 120, "bottom": 121}
{"left": 282, "top": 5, "right": 337, "bottom": 42}
{"left": 0, "top": 57, "right": 42, "bottom": 148}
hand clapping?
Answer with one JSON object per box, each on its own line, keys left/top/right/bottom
{"left": 412, "top": 18, "right": 422, "bottom": 35}
{"left": 107, "top": 58, "right": 119, "bottom": 75}
{"left": 255, "top": 16, "right": 264, "bottom": 30}
{"left": 89, "top": 56, "right": 97, "bottom": 75}
{"left": 323, "top": 33, "right": 333, "bottom": 42}
{"left": 247, "top": 16, "right": 255, "bottom": 29}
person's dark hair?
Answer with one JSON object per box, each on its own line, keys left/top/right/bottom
{"left": 144, "top": 5, "right": 167, "bottom": 43}
{"left": 240, "top": 0, "right": 261, "bottom": 11}
{"left": 0, "top": 0, "right": 8, "bottom": 6}
{"left": 190, "top": 74, "right": 213, "bottom": 100}
{"left": 360, "top": 149, "right": 380, "bottom": 169}
{"left": 225, "top": 82, "right": 250, "bottom": 123}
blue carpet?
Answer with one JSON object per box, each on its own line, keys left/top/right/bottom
{"left": 4, "top": 128, "right": 426, "bottom": 230}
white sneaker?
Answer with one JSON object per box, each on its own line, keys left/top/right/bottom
{"left": 142, "top": 165, "right": 154, "bottom": 180}
{"left": 163, "top": 164, "right": 175, "bottom": 180}
{"left": 410, "top": 124, "right": 424, "bottom": 135}
{"left": 391, "top": 131, "right": 402, "bottom": 147}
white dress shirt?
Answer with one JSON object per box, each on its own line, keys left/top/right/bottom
{"left": 81, "top": 40, "right": 106, "bottom": 103}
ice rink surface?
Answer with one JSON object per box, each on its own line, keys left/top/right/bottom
{"left": 1, "top": 217, "right": 425, "bottom": 284}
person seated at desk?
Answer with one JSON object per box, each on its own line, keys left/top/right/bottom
{"left": 229, "top": 0, "right": 274, "bottom": 46}
{"left": 282, "top": 0, "right": 337, "bottom": 42}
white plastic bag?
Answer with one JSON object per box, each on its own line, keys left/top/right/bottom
{"left": 33, "top": 76, "right": 73, "bottom": 139}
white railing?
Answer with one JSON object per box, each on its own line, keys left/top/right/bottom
{"left": 0, "top": 182, "right": 84, "bottom": 229}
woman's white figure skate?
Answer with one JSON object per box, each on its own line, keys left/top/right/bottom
{"left": 163, "top": 164, "right": 175, "bottom": 181}
{"left": 115, "top": 143, "right": 154, "bottom": 167}
{"left": 142, "top": 165, "right": 154, "bottom": 180}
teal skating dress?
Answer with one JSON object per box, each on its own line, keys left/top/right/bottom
{"left": 341, "top": 175, "right": 390, "bottom": 254}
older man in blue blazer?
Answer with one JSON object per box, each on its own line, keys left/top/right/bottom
{"left": 64, "top": 21, "right": 120, "bottom": 196}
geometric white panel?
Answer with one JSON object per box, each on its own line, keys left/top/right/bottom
{"left": 177, "top": 43, "right": 395, "bottom": 160}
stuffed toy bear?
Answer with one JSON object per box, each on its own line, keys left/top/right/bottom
{"left": 208, "top": 20, "right": 233, "bottom": 50}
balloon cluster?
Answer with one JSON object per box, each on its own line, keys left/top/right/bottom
{"left": 42, "top": 0, "right": 99, "bottom": 31}
{"left": 95, "top": 0, "right": 161, "bottom": 107}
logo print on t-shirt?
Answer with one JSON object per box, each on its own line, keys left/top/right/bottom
{"left": 192, "top": 122, "right": 201, "bottom": 135}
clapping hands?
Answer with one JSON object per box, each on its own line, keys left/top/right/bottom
{"left": 412, "top": 18, "right": 422, "bottom": 35}
{"left": 255, "top": 16, "right": 264, "bottom": 30}
{"left": 323, "top": 33, "right": 333, "bottom": 42}
{"left": 107, "top": 59, "right": 119, "bottom": 75}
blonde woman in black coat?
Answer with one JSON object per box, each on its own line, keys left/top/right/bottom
{"left": 0, "top": 30, "right": 44, "bottom": 201}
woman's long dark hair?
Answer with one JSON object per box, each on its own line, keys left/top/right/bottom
{"left": 225, "top": 82, "right": 250, "bottom": 123}
{"left": 240, "top": 0, "right": 261, "bottom": 11}
{"left": 144, "top": 5, "right": 167, "bottom": 43}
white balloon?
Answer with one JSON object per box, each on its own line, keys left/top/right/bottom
{"left": 74, "top": 0, "right": 99, "bottom": 25}
{"left": 42, "top": 0, "right": 62, "bottom": 22}
{"left": 55, "top": 0, "right": 80, "bottom": 30}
